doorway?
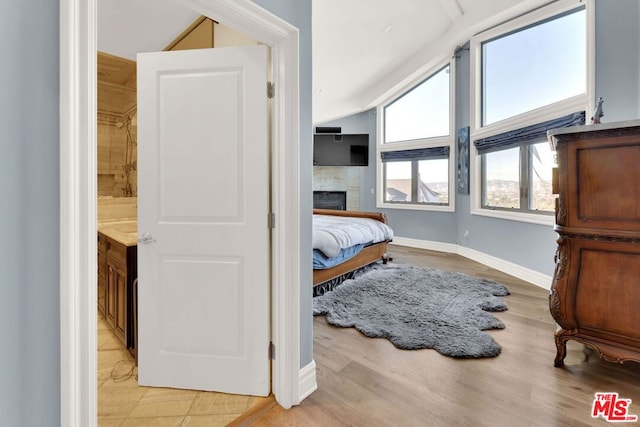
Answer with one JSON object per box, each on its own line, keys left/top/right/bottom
{"left": 97, "top": 19, "right": 270, "bottom": 423}
{"left": 60, "top": 0, "right": 303, "bottom": 425}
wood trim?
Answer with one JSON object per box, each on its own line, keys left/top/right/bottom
{"left": 313, "top": 242, "right": 389, "bottom": 286}
{"left": 97, "top": 50, "right": 136, "bottom": 64}
{"left": 97, "top": 111, "right": 124, "bottom": 125}
{"left": 313, "top": 208, "right": 388, "bottom": 223}
{"left": 98, "top": 80, "right": 136, "bottom": 93}
{"left": 97, "top": 51, "right": 136, "bottom": 89}
{"left": 164, "top": 16, "right": 209, "bottom": 51}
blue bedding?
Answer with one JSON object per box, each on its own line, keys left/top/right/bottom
{"left": 313, "top": 243, "right": 365, "bottom": 269}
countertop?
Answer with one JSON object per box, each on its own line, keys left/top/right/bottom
{"left": 98, "top": 219, "right": 138, "bottom": 247}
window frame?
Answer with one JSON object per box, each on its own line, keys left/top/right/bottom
{"left": 480, "top": 141, "right": 556, "bottom": 215}
{"left": 382, "top": 154, "right": 451, "bottom": 206}
{"left": 377, "top": 60, "right": 456, "bottom": 212}
{"left": 469, "top": 0, "right": 594, "bottom": 225}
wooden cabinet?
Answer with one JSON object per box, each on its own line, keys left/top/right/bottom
{"left": 548, "top": 120, "right": 640, "bottom": 367}
{"left": 98, "top": 231, "right": 137, "bottom": 351}
{"left": 97, "top": 234, "right": 107, "bottom": 316}
{"left": 106, "top": 263, "right": 117, "bottom": 328}
{"left": 112, "top": 262, "right": 128, "bottom": 345}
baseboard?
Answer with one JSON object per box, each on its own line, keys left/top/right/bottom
{"left": 390, "top": 237, "right": 459, "bottom": 254}
{"left": 390, "top": 237, "right": 552, "bottom": 290}
{"left": 457, "top": 246, "right": 552, "bottom": 290}
{"left": 298, "top": 360, "right": 317, "bottom": 402}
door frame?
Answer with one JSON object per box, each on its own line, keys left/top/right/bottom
{"left": 59, "top": 0, "right": 301, "bottom": 425}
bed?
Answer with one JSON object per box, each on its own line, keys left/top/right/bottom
{"left": 313, "top": 209, "right": 393, "bottom": 291}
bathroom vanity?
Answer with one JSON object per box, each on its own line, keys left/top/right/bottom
{"left": 98, "top": 221, "right": 138, "bottom": 354}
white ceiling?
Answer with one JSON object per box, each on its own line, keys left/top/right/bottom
{"left": 98, "top": 0, "right": 552, "bottom": 124}
{"left": 98, "top": 0, "right": 199, "bottom": 61}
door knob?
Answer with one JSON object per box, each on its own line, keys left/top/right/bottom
{"left": 138, "top": 233, "right": 156, "bottom": 244}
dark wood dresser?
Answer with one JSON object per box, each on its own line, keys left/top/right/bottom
{"left": 548, "top": 120, "right": 640, "bottom": 367}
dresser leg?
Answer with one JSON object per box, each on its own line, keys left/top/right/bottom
{"left": 554, "top": 334, "right": 567, "bottom": 367}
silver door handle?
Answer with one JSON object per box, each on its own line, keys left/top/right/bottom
{"left": 138, "top": 233, "right": 156, "bottom": 244}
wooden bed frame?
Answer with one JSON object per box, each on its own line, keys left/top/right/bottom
{"left": 313, "top": 209, "right": 392, "bottom": 287}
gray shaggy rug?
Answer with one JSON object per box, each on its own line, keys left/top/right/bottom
{"left": 313, "top": 263, "right": 510, "bottom": 358}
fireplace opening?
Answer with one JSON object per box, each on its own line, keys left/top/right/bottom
{"left": 313, "top": 191, "right": 347, "bottom": 210}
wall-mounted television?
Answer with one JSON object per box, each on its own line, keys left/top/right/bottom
{"left": 313, "top": 133, "right": 369, "bottom": 166}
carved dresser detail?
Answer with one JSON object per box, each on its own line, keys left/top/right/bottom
{"left": 548, "top": 120, "right": 640, "bottom": 367}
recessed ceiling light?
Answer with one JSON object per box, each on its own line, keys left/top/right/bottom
{"left": 383, "top": 25, "right": 394, "bottom": 33}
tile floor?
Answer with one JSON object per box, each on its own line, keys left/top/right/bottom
{"left": 98, "top": 317, "right": 268, "bottom": 426}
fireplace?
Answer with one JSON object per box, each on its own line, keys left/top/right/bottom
{"left": 313, "top": 191, "right": 347, "bottom": 210}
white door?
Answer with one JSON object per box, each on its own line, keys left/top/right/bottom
{"left": 136, "top": 45, "right": 270, "bottom": 396}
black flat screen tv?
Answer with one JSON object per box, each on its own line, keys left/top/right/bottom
{"left": 313, "top": 133, "right": 369, "bottom": 166}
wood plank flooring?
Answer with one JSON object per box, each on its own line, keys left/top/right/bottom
{"left": 245, "top": 244, "right": 640, "bottom": 426}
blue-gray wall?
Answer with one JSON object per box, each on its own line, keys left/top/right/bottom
{"left": 453, "top": 44, "right": 558, "bottom": 276}
{"left": 318, "top": 110, "right": 460, "bottom": 244}
{"left": 1, "top": 1, "right": 637, "bottom": 424}
{"left": 319, "top": 0, "right": 640, "bottom": 278}
{"left": 0, "top": 1, "right": 311, "bottom": 425}
{"left": 316, "top": 110, "right": 378, "bottom": 212}
{"left": 595, "top": 0, "right": 640, "bottom": 121}
{"left": 1, "top": 1, "right": 60, "bottom": 426}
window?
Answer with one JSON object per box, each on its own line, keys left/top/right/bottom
{"left": 483, "top": 147, "right": 520, "bottom": 209}
{"left": 481, "top": 142, "right": 555, "bottom": 213}
{"left": 378, "top": 63, "right": 454, "bottom": 211}
{"left": 475, "top": 111, "right": 585, "bottom": 215}
{"left": 470, "top": 1, "right": 590, "bottom": 223}
{"left": 481, "top": 8, "right": 586, "bottom": 126}
{"left": 382, "top": 147, "right": 449, "bottom": 205}
{"left": 384, "top": 65, "right": 450, "bottom": 143}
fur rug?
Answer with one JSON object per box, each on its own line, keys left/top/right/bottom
{"left": 313, "top": 263, "right": 510, "bottom": 358}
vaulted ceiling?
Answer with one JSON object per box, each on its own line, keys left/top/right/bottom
{"left": 98, "top": 0, "right": 552, "bottom": 124}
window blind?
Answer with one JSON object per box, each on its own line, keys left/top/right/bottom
{"left": 473, "top": 111, "right": 585, "bottom": 154}
{"left": 380, "top": 146, "right": 450, "bottom": 162}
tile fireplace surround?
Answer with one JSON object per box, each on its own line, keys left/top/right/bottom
{"left": 313, "top": 166, "right": 360, "bottom": 210}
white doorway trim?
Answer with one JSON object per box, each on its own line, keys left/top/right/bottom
{"left": 59, "top": 0, "right": 301, "bottom": 425}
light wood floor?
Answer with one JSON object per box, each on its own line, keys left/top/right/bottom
{"left": 243, "top": 244, "right": 640, "bottom": 426}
